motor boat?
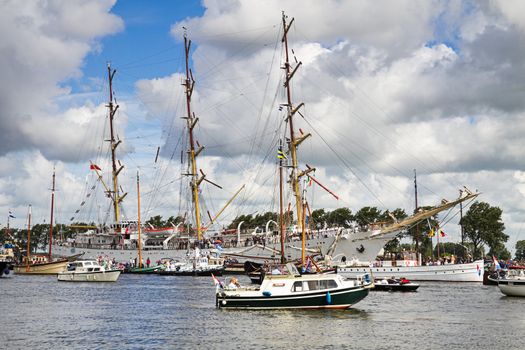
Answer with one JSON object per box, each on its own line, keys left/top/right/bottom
{"left": 57, "top": 260, "right": 121, "bottom": 282}
{"left": 496, "top": 267, "right": 525, "bottom": 297}
{"left": 373, "top": 277, "right": 419, "bottom": 291}
{"left": 216, "top": 263, "right": 373, "bottom": 309}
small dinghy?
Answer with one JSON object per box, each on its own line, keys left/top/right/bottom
{"left": 373, "top": 277, "right": 419, "bottom": 292}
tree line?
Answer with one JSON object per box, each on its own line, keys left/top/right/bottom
{"left": 0, "top": 201, "right": 515, "bottom": 260}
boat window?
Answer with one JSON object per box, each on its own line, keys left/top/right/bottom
{"left": 286, "top": 263, "right": 300, "bottom": 275}
{"left": 292, "top": 281, "right": 303, "bottom": 292}
{"left": 325, "top": 280, "right": 338, "bottom": 289}
{"left": 307, "top": 281, "right": 318, "bottom": 290}
{"left": 320, "top": 280, "right": 338, "bottom": 289}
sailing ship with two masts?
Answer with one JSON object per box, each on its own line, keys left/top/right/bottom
{"left": 14, "top": 169, "right": 70, "bottom": 274}
{"left": 51, "top": 15, "right": 478, "bottom": 268}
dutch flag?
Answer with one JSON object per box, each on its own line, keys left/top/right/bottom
{"left": 493, "top": 256, "right": 501, "bottom": 271}
{"left": 212, "top": 274, "right": 223, "bottom": 290}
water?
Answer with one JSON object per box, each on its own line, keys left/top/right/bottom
{"left": 1, "top": 274, "right": 524, "bottom": 349}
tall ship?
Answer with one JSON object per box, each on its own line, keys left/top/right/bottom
{"left": 51, "top": 23, "right": 478, "bottom": 266}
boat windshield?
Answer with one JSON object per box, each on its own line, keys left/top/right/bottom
{"left": 265, "top": 263, "right": 299, "bottom": 276}
{"left": 508, "top": 269, "right": 525, "bottom": 278}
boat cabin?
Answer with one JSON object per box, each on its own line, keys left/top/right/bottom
{"left": 66, "top": 260, "right": 104, "bottom": 272}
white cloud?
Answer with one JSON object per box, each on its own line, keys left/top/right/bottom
{"left": 0, "top": 0, "right": 123, "bottom": 157}
{"left": 3, "top": 0, "right": 525, "bottom": 255}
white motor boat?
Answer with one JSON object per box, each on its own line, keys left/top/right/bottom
{"left": 57, "top": 260, "right": 121, "bottom": 282}
{"left": 159, "top": 248, "right": 225, "bottom": 276}
{"left": 334, "top": 257, "right": 484, "bottom": 282}
{"left": 497, "top": 268, "right": 525, "bottom": 297}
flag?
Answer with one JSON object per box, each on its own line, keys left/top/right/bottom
{"left": 439, "top": 228, "right": 446, "bottom": 237}
{"left": 428, "top": 229, "right": 435, "bottom": 237}
{"left": 307, "top": 175, "right": 313, "bottom": 187}
{"left": 90, "top": 164, "right": 101, "bottom": 171}
{"left": 305, "top": 257, "right": 312, "bottom": 272}
{"left": 493, "top": 256, "right": 501, "bottom": 271}
{"left": 212, "top": 274, "right": 223, "bottom": 288}
{"left": 8, "top": 210, "right": 15, "bottom": 218}
{"left": 277, "top": 147, "right": 287, "bottom": 160}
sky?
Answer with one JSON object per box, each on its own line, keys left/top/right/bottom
{"left": 1, "top": 0, "right": 525, "bottom": 253}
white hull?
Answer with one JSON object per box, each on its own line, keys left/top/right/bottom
{"left": 51, "top": 230, "right": 396, "bottom": 264}
{"left": 57, "top": 269, "right": 121, "bottom": 282}
{"left": 337, "top": 260, "right": 484, "bottom": 282}
{"left": 498, "top": 284, "right": 525, "bottom": 297}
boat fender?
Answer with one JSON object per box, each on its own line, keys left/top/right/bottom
{"left": 364, "top": 273, "right": 371, "bottom": 284}
{"left": 221, "top": 300, "right": 227, "bottom": 305}
{"left": 3, "top": 268, "right": 9, "bottom": 275}
{"left": 262, "top": 291, "right": 272, "bottom": 297}
{"left": 326, "top": 291, "right": 332, "bottom": 304}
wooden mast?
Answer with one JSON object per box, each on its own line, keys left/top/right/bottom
{"left": 107, "top": 63, "right": 126, "bottom": 232}
{"left": 48, "top": 167, "right": 55, "bottom": 260}
{"left": 413, "top": 169, "right": 420, "bottom": 255}
{"left": 279, "top": 139, "right": 286, "bottom": 263}
{"left": 26, "top": 204, "right": 32, "bottom": 269}
{"left": 136, "top": 171, "right": 142, "bottom": 268}
{"left": 183, "top": 32, "right": 204, "bottom": 241}
{"left": 282, "top": 12, "right": 312, "bottom": 265}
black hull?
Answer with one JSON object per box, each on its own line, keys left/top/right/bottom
{"left": 216, "top": 285, "right": 370, "bottom": 309}
{"left": 373, "top": 283, "right": 419, "bottom": 292}
{"left": 1, "top": 261, "right": 14, "bottom": 277}
{"left": 159, "top": 268, "right": 224, "bottom": 277}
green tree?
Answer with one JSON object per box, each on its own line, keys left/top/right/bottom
{"left": 354, "top": 207, "right": 382, "bottom": 227}
{"left": 383, "top": 237, "right": 401, "bottom": 254}
{"left": 488, "top": 243, "right": 511, "bottom": 260}
{"left": 228, "top": 214, "right": 254, "bottom": 230}
{"left": 515, "top": 240, "right": 525, "bottom": 260}
{"left": 146, "top": 215, "right": 164, "bottom": 228}
{"left": 326, "top": 208, "right": 353, "bottom": 227}
{"left": 311, "top": 209, "right": 327, "bottom": 229}
{"left": 461, "top": 201, "right": 507, "bottom": 259}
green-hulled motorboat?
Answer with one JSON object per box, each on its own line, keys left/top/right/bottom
{"left": 216, "top": 263, "right": 373, "bottom": 309}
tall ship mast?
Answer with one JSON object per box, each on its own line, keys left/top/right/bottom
{"left": 182, "top": 33, "right": 203, "bottom": 241}
{"left": 281, "top": 12, "right": 314, "bottom": 265}
{"left": 181, "top": 32, "right": 226, "bottom": 241}
{"left": 106, "top": 63, "right": 127, "bottom": 231}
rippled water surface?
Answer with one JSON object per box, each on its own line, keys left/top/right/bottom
{"left": 2, "top": 273, "right": 524, "bottom": 349}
